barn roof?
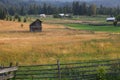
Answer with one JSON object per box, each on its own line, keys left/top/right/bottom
{"left": 30, "top": 19, "right": 42, "bottom": 26}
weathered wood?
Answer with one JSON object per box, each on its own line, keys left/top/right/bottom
{"left": 0, "top": 67, "right": 18, "bottom": 74}
{"left": 57, "top": 60, "right": 61, "bottom": 80}
{"left": 0, "top": 74, "right": 14, "bottom": 80}
{"left": 14, "top": 59, "right": 120, "bottom": 80}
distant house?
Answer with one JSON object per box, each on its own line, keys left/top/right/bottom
{"left": 40, "top": 14, "right": 46, "bottom": 18}
{"left": 106, "top": 17, "right": 115, "bottom": 22}
{"left": 58, "top": 13, "right": 71, "bottom": 18}
{"left": 59, "top": 13, "right": 65, "bottom": 17}
{"left": 29, "top": 19, "right": 42, "bottom": 32}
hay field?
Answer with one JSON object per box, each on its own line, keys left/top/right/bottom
{"left": 0, "top": 20, "right": 120, "bottom": 65}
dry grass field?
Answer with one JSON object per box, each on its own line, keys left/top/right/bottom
{"left": 0, "top": 20, "right": 120, "bottom": 65}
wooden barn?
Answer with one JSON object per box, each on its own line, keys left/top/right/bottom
{"left": 30, "top": 19, "right": 42, "bottom": 32}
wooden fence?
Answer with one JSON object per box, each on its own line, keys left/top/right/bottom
{"left": 0, "top": 63, "right": 18, "bottom": 80}
{"left": 14, "top": 59, "right": 120, "bottom": 80}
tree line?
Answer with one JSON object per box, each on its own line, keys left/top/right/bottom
{"left": 0, "top": 1, "right": 120, "bottom": 19}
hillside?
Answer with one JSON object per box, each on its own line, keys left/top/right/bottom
{"left": 0, "top": 0, "right": 120, "bottom": 7}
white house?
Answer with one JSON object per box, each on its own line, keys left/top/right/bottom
{"left": 106, "top": 17, "right": 115, "bottom": 22}
{"left": 40, "top": 14, "right": 46, "bottom": 18}
{"left": 58, "top": 13, "right": 71, "bottom": 17}
{"left": 59, "top": 13, "right": 65, "bottom": 17}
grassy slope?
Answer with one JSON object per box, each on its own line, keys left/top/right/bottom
{"left": 0, "top": 20, "right": 120, "bottom": 66}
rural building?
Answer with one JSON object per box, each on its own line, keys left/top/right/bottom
{"left": 29, "top": 19, "right": 42, "bottom": 32}
{"left": 40, "top": 14, "right": 46, "bottom": 18}
{"left": 58, "top": 13, "right": 71, "bottom": 18}
{"left": 59, "top": 13, "right": 65, "bottom": 17}
{"left": 106, "top": 17, "right": 115, "bottom": 22}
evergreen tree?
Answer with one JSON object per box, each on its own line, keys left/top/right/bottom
{"left": 20, "top": 6, "right": 25, "bottom": 15}
{"left": 9, "top": 16, "right": 12, "bottom": 21}
{"left": 43, "top": 3, "right": 47, "bottom": 14}
{"left": 18, "top": 17, "right": 21, "bottom": 22}
{"left": 23, "top": 18, "right": 27, "bottom": 23}
{"left": 72, "top": 1, "right": 80, "bottom": 15}
{"left": 88, "top": 4, "right": 97, "bottom": 16}
{"left": 0, "top": 7, "right": 8, "bottom": 19}
{"left": 82, "top": 2, "right": 87, "bottom": 15}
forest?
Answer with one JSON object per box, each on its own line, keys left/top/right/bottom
{"left": 0, "top": 0, "right": 120, "bottom": 19}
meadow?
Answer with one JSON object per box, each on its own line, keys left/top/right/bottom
{"left": 66, "top": 24, "right": 120, "bottom": 32}
{"left": 0, "top": 16, "right": 120, "bottom": 66}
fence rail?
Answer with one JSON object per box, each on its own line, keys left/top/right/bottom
{"left": 14, "top": 59, "right": 120, "bottom": 80}
{"left": 0, "top": 63, "right": 18, "bottom": 80}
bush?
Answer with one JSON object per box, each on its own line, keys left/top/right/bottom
{"left": 116, "top": 15, "right": 120, "bottom": 21}
{"left": 14, "top": 14, "right": 19, "bottom": 19}
{"left": 23, "top": 18, "right": 27, "bottom": 22}
{"left": 18, "top": 17, "right": 21, "bottom": 22}
{"left": 96, "top": 67, "right": 106, "bottom": 80}
{"left": 21, "top": 24, "right": 23, "bottom": 28}
{"left": 9, "top": 16, "right": 12, "bottom": 21}
{"left": 5, "top": 16, "right": 9, "bottom": 21}
{"left": 113, "top": 20, "right": 118, "bottom": 26}
{"left": 53, "top": 14, "right": 61, "bottom": 18}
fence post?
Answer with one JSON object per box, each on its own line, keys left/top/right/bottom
{"left": 7, "top": 63, "right": 13, "bottom": 80}
{"left": 57, "top": 60, "right": 61, "bottom": 80}
{"left": 1, "top": 64, "right": 4, "bottom": 80}
{"left": 13, "top": 62, "right": 18, "bottom": 80}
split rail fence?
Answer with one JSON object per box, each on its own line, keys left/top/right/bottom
{"left": 14, "top": 59, "right": 120, "bottom": 80}
{"left": 0, "top": 63, "right": 18, "bottom": 80}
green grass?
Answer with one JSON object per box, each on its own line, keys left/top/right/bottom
{"left": 72, "top": 15, "right": 107, "bottom": 21}
{"left": 66, "top": 24, "right": 120, "bottom": 32}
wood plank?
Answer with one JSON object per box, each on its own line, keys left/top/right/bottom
{"left": 0, "top": 67, "right": 18, "bottom": 74}
{"left": 0, "top": 74, "right": 14, "bottom": 80}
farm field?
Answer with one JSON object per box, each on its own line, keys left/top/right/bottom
{"left": 0, "top": 19, "right": 120, "bottom": 66}
{"left": 66, "top": 24, "right": 120, "bottom": 32}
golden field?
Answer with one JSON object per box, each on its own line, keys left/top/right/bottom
{"left": 0, "top": 20, "right": 120, "bottom": 65}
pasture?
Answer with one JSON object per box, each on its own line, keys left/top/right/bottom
{"left": 65, "top": 24, "right": 120, "bottom": 32}
{"left": 0, "top": 15, "right": 120, "bottom": 66}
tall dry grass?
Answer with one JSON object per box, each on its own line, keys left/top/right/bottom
{"left": 0, "top": 20, "right": 120, "bottom": 65}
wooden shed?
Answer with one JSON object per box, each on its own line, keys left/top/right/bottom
{"left": 30, "top": 19, "right": 42, "bottom": 32}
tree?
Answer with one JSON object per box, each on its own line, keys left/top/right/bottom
{"left": 114, "top": 14, "right": 120, "bottom": 26}
{"left": 20, "top": 6, "right": 25, "bottom": 15}
{"left": 43, "top": 3, "right": 47, "bottom": 14}
{"left": 72, "top": 1, "right": 80, "bottom": 15}
{"left": 18, "top": 17, "right": 21, "bottom": 22}
{"left": 113, "top": 20, "right": 118, "bottom": 26}
{"left": 0, "top": 6, "right": 8, "bottom": 19}
{"left": 14, "top": 14, "right": 19, "bottom": 19}
{"left": 81, "top": 2, "right": 87, "bottom": 15}
{"left": 9, "top": 16, "right": 12, "bottom": 21}
{"left": 23, "top": 18, "right": 27, "bottom": 23}
{"left": 88, "top": 4, "right": 97, "bottom": 16}
{"left": 116, "top": 14, "right": 120, "bottom": 21}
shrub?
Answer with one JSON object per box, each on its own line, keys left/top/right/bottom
{"left": 9, "top": 16, "right": 12, "bottom": 21}
{"left": 113, "top": 20, "right": 118, "bottom": 26}
{"left": 116, "top": 15, "right": 120, "bottom": 21}
{"left": 53, "top": 14, "right": 61, "bottom": 18}
{"left": 5, "top": 16, "right": 9, "bottom": 21}
{"left": 18, "top": 17, "right": 21, "bottom": 22}
{"left": 14, "top": 14, "right": 19, "bottom": 19}
{"left": 96, "top": 67, "right": 106, "bottom": 80}
{"left": 23, "top": 18, "right": 27, "bottom": 22}
{"left": 21, "top": 24, "right": 23, "bottom": 28}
